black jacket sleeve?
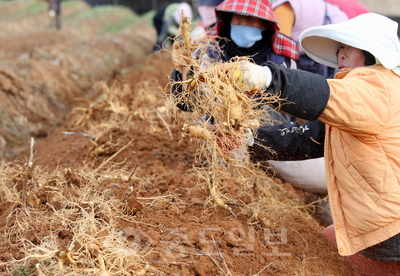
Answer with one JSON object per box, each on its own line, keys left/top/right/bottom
{"left": 263, "top": 61, "right": 331, "bottom": 121}
{"left": 250, "top": 119, "right": 326, "bottom": 161}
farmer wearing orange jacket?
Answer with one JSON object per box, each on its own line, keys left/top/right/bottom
{"left": 220, "top": 13, "right": 400, "bottom": 275}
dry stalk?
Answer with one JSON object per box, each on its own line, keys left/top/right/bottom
{"left": 212, "top": 235, "right": 231, "bottom": 275}
{"left": 156, "top": 109, "right": 173, "bottom": 140}
{"left": 100, "top": 151, "right": 139, "bottom": 182}
{"left": 290, "top": 195, "right": 328, "bottom": 209}
{"left": 253, "top": 262, "right": 274, "bottom": 275}
{"left": 138, "top": 193, "right": 186, "bottom": 211}
{"left": 93, "top": 139, "right": 133, "bottom": 173}
{"left": 22, "top": 137, "right": 35, "bottom": 208}
{"left": 127, "top": 151, "right": 139, "bottom": 181}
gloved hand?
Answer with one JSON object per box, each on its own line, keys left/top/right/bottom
{"left": 48, "top": 9, "right": 56, "bottom": 18}
{"left": 171, "top": 40, "right": 191, "bottom": 73}
{"left": 221, "top": 60, "right": 272, "bottom": 93}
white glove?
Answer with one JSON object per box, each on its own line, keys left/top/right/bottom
{"left": 233, "top": 60, "right": 272, "bottom": 93}
{"left": 48, "top": 9, "right": 56, "bottom": 18}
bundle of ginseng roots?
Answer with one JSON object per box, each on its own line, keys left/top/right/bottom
{"left": 166, "top": 17, "right": 289, "bottom": 218}
{"left": 169, "top": 17, "right": 280, "bottom": 169}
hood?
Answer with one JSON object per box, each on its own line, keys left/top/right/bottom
{"left": 214, "top": 0, "right": 278, "bottom": 35}
{"left": 206, "top": 0, "right": 299, "bottom": 61}
{"left": 216, "top": 0, "right": 277, "bottom": 23}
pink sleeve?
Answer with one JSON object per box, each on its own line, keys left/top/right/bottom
{"left": 325, "top": 0, "right": 369, "bottom": 19}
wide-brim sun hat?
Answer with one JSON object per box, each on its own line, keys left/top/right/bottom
{"left": 299, "top": 13, "right": 400, "bottom": 70}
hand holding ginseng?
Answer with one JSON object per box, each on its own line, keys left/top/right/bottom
{"left": 217, "top": 60, "right": 272, "bottom": 93}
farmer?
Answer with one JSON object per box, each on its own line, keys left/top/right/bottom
{"left": 267, "top": 0, "right": 369, "bottom": 208}
{"left": 272, "top": 0, "right": 348, "bottom": 78}
{"left": 171, "top": 0, "right": 299, "bottom": 126}
{"left": 196, "top": 0, "right": 224, "bottom": 31}
{"left": 153, "top": 2, "right": 193, "bottom": 51}
{"left": 325, "top": 0, "right": 369, "bottom": 19}
{"left": 48, "top": 0, "right": 61, "bottom": 29}
{"left": 218, "top": 13, "right": 400, "bottom": 274}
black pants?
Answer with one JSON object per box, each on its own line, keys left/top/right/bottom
{"left": 48, "top": 0, "right": 61, "bottom": 15}
{"left": 361, "top": 233, "right": 400, "bottom": 262}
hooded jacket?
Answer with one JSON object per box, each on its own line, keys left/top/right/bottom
{"left": 153, "top": 3, "right": 193, "bottom": 49}
{"left": 209, "top": 0, "right": 299, "bottom": 61}
{"left": 171, "top": 0, "right": 299, "bottom": 115}
{"left": 325, "top": 0, "right": 369, "bottom": 19}
{"left": 262, "top": 61, "right": 400, "bottom": 256}
{"left": 272, "top": 0, "right": 348, "bottom": 55}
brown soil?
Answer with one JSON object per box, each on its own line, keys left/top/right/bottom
{"left": 0, "top": 1, "right": 353, "bottom": 275}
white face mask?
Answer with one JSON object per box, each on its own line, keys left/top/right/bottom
{"left": 230, "top": 24, "right": 263, "bottom": 48}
